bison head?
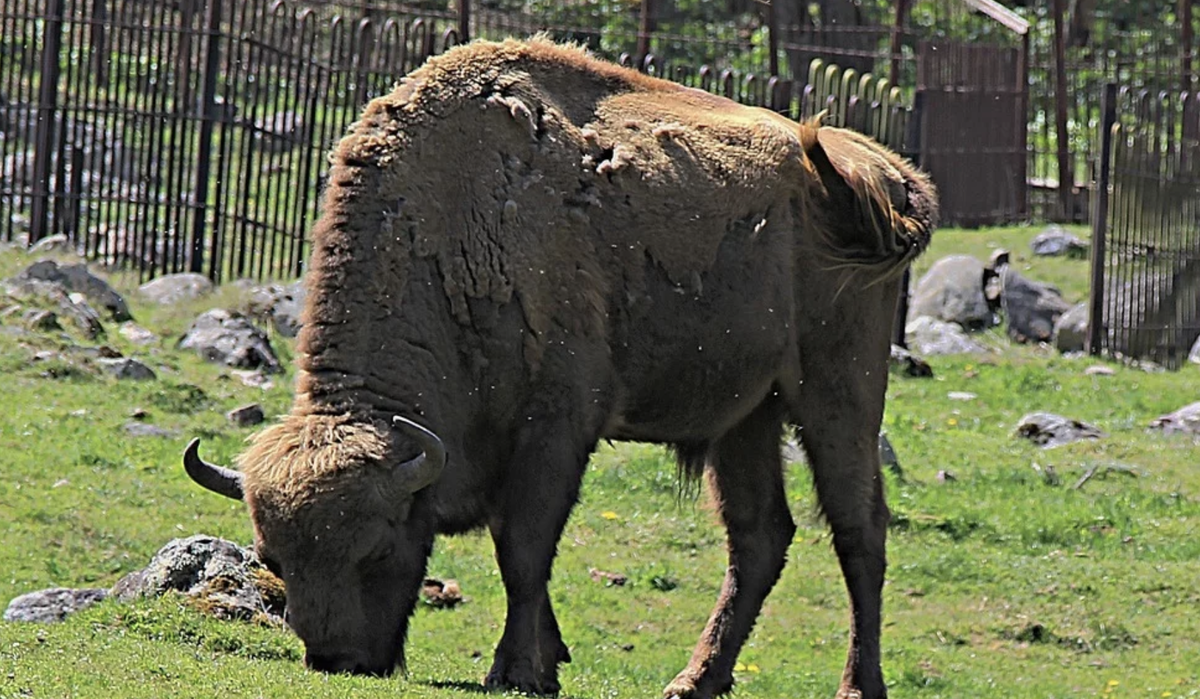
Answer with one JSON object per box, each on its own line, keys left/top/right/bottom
{"left": 184, "top": 415, "right": 445, "bottom": 676}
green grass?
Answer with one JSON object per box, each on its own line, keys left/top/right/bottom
{"left": 2, "top": 227, "right": 1199, "bottom": 698}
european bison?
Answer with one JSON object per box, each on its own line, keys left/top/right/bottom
{"left": 184, "top": 38, "right": 936, "bottom": 699}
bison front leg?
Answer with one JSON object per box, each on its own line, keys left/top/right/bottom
{"left": 665, "top": 401, "right": 796, "bottom": 699}
{"left": 485, "top": 421, "right": 590, "bottom": 695}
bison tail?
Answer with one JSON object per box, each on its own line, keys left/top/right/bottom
{"left": 800, "top": 121, "right": 938, "bottom": 290}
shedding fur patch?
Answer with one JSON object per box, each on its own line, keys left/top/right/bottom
{"left": 238, "top": 414, "right": 391, "bottom": 496}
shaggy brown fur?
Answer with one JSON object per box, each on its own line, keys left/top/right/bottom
{"left": 188, "top": 37, "right": 938, "bottom": 699}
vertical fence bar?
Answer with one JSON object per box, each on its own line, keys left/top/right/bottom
{"left": 191, "top": 0, "right": 223, "bottom": 276}
{"left": 636, "top": 0, "right": 652, "bottom": 66}
{"left": 30, "top": 0, "right": 67, "bottom": 245}
{"left": 458, "top": 0, "right": 470, "bottom": 44}
{"left": 1087, "top": 83, "right": 1118, "bottom": 356}
{"left": 1052, "top": 0, "right": 1072, "bottom": 220}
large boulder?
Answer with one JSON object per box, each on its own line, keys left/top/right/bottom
{"left": 905, "top": 316, "right": 988, "bottom": 356}
{"left": 1030, "top": 226, "right": 1089, "bottom": 258}
{"left": 244, "top": 280, "right": 306, "bottom": 338}
{"left": 4, "top": 587, "right": 109, "bottom": 623}
{"left": 10, "top": 259, "right": 131, "bottom": 322}
{"left": 137, "top": 273, "right": 214, "bottom": 305}
{"left": 178, "top": 309, "right": 282, "bottom": 373}
{"left": 2, "top": 277, "right": 107, "bottom": 339}
{"left": 112, "top": 535, "right": 284, "bottom": 622}
{"left": 999, "top": 266, "right": 1073, "bottom": 343}
{"left": 909, "top": 255, "right": 997, "bottom": 330}
{"left": 1052, "top": 302, "right": 1089, "bottom": 353}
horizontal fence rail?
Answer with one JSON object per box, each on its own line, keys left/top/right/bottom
{"left": 1090, "top": 85, "right": 1200, "bottom": 370}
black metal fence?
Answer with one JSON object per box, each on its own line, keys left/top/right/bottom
{"left": 1, "top": 0, "right": 921, "bottom": 283}
{"left": 1087, "top": 85, "right": 1200, "bottom": 369}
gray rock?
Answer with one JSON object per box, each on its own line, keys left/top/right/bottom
{"left": 244, "top": 280, "right": 306, "bottom": 338}
{"left": 3, "top": 587, "right": 108, "bottom": 623}
{"left": 1191, "top": 335, "right": 1200, "bottom": 365}
{"left": 905, "top": 316, "right": 988, "bottom": 355}
{"left": 123, "top": 422, "right": 177, "bottom": 438}
{"left": 2, "top": 278, "right": 106, "bottom": 339}
{"left": 11, "top": 259, "right": 131, "bottom": 321}
{"left": 112, "top": 535, "right": 284, "bottom": 622}
{"left": 118, "top": 322, "right": 158, "bottom": 346}
{"left": 1015, "top": 412, "right": 1106, "bottom": 448}
{"left": 878, "top": 432, "right": 903, "bottom": 480}
{"left": 1030, "top": 226, "right": 1088, "bottom": 257}
{"left": 909, "top": 255, "right": 997, "bottom": 330}
{"left": 1053, "top": 302, "right": 1089, "bottom": 353}
{"left": 137, "top": 273, "right": 213, "bottom": 305}
{"left": 97, "top": 357, "right": 156, "bottom": 381}
{"left": 28, "top": 234, "right": 71, "bottom": 254}
{"left": 177, "top": 309, "right": 282, "bottom": 373}
{"left": 226, "top": 403, "right": 265, "bottom": 427}
{"left": 22, "top": 309, "right": 60, "bottom": 332}
{"left": 1149, "top": 402, "right": 1200, "bottom": 435}
{"left": 889, "top": 344, "right": 934, "bottom": 378}
{"left": 999, "top": 266, "right": 1073, "bottom": 343}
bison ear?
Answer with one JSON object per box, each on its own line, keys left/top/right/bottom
{"left": 390, "top": 416, "right": 447, "bottom": 494}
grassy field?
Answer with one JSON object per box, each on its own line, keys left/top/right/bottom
{"left": 1, "top": 225, "right": 1198, "bottom": 699}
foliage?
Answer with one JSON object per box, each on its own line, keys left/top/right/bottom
{"left": 2, "top": 229, "right": 1200, "bottom": 698}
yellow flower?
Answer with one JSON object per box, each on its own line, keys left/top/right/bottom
{"left": 600, "top": 511, "right": 619, "bottom": 521}
{"left": 747, "top": 663, "right": 761, "bottom": 673}
{"left": 947, "top": 418, "right": 958, "bottom": 426}
{"left": 1108, "top": 680, "right": 1120, "bottom": 687}
{"left": 734, "top": 662, "right": 746, "bottom": 672}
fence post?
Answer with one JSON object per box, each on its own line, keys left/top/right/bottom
{"left": 889, "top": 0, "right": 910, "bottom": 86}
{"left": 892, "top": 90, "right": 925, "bottom": 349}
{"left": 1182, "top": 0, "right": 1194, "bottom": 94}
{"left": 637, "top": 0, "right": 652, "bottom": 67}
{"left": 1086, "top": 83, "right": 1118, "bottom": 357}
{"left": 766, "top": 0, "right": 778, "bottom": 77}
{"left": 1052, "top": 0, "right": 1073, "bottom": 220}
{"left": 30, "top": 0, "right": 66, "bottom": 245}
{"left": 458, "top": 0, "right": 470, "bottom": 43}
{"left": 191, "top": 0, "right": 223, "bottom": 276}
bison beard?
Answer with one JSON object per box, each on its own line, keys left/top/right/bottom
{"left": 183, "top": 38, "right": 936, "bottom": 699}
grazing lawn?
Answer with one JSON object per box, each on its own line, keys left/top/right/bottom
{"left": 1, "top": 225, "right": 1198, "bottom": 698}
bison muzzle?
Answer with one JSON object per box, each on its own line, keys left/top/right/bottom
{"left": 184, "top": 38, "right": 937, "bottom": 699}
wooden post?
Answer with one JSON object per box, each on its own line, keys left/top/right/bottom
{"left": 458, "top": 0, "right": 470, "bottom": 44}
{"left": 1182, "top": 0, "right": 1194, "bottom": 94}
{"left": 30, "top": 0, "right": 66, "bottom": 245}
{"left": 1086, "top": 83, "right": 1117, "bottom": 357}
{"left": 637, "top": 0, "right": 652, "bottom": 66}
{"left": 890, "top": 0, "right": 910, "bottom": 86}
{"left": 191, "top": 0, "right": 224, "bottom": 276}
{"left": 1052, "top": 0, "right": 1073, "bottom": 220}
{"left": 767, "top": 0, "right": 778, "bottom": 76}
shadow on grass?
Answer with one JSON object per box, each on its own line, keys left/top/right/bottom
{"left": 424, "top": 679, "right": 591, "bottom": 699}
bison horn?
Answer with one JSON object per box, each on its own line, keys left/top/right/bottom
{"left": 391, "top": 416, "right": 446, "bottom": 493}
{"left": 183, "top": 439, "right": 245, "bottom": 501}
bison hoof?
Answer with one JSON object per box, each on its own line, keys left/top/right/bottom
{"left": 662, "top": 668, "right": 733, "bottom": 699}
{"left": 484, "top": 660, "right": 561, "bottom": 696}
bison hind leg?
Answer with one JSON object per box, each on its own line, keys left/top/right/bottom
{"left": 665, "top": 399, "right": 796, "bottom": 699}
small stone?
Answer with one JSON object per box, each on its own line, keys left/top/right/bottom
{"left": 226, "top": 403, "right": 265, "bottom": 427}
{"left": 1014, "top": 412, "right": 1106, "bottom": 448}
{"left": 936, "top": 470, "right": 957, "bottom": 482}
{"left": 947, "top": 391, "right": 977, "bottom": 401}
{"left": 123, "top": 422, "right": 177, "bottom": 438}
{"left": 589, "top": 568, "right": 629, "bottom": 586}
{"left": 3, "top": 587, "right": 108, "bottom": 623}
{"left": 22, "top": 309, "right": 60, "bottom": 332}
{"left": 1149, "top": 401, "right": 1200, "bottom": 435}
{"left": 97, "top": 357, "right": 156, "bottom": 381}
{"left": 137, "top": 273, "right": 214, "bottom": 305}
{"left": 130, "top": 407, "right": 149, "bottom": 420}
{"left": 118, "top": 322, "right": 158, "bottom": 346}
{"left": 28, "top": 234, "right": 71, "bottom": 254}
{"left": 1084, "top": 365, "right": 1115, "bottom": 376}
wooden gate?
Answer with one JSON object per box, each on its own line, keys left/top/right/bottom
{"left": 918, "top": 40, "right": 1028, "bottom": 226}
